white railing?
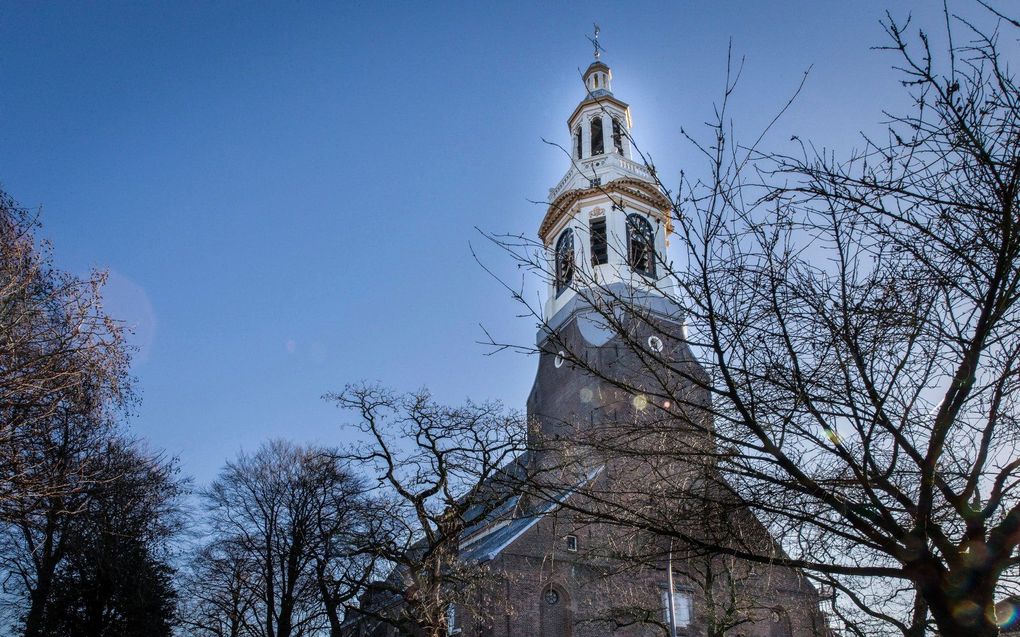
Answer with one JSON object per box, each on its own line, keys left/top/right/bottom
{"left": 615, "top": 155, "right": 653, "bottom": 179}
{"left": 547, "top": 154, "right": 655, "bottom": 201}
{"left": 548, "top": 167, "right": 577, "bottom": 201}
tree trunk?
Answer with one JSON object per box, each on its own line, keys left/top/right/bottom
{"left": 277, "top": 538, "right": 304, "bottom": 637}
{"left": 83, "top": 587, "right": 108, "bottom": 637}
{"left": 22, "top": 578, "right": 50, "bottom": 637}
{"left": 265, "top": 533, "right": 275, "bottom": 637}
{"left": 315, "top": 559, "right": 343, "bottom": 637}
{"left": 904, "top": 593, "right": 928, "bottom": 637}
{"left": 277, "top": 583, "right": 294, "bottom": 637}
{"left": 930, "top": 615, "right": 999, "bottom": 637}
{"left": 924, "top": 584, "right": 999, "bottom": 637}
{"left": 22, "top": 513, "right": 61, "bottom": 637}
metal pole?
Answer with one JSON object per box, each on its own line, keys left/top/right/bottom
{"left": 667, "top": 538, "right": 678, "bottom": 637}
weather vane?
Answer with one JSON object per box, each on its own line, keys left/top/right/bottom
{"left": 586, "top": 23, "right": 605, "bottom": 60}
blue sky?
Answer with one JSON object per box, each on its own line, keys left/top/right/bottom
{"left": 0, "top": 1, "right": 996, "bottom": 485}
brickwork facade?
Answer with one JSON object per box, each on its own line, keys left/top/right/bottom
{"left": 454, "top": 305, "right": 830, "bottom": 637}
{"left": 449, "top": 506, "right": 828, "bottom": 637}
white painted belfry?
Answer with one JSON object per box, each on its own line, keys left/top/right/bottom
{"left": 601, "top": 113, "right": 614, "bottom": 154}
{"left": 541, "top": 53, "right": 677, "bottom": 322}
{"left": 584, "top": 64, "right": 612, "bottom": 94}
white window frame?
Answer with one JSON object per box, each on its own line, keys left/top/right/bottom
{"left": 661, "top": 589, "right": 692, "bottom": 629}
{"left": 446, "top": 603, "right": 461, "bottom": 635}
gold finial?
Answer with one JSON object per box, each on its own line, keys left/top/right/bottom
{"left": 587, "top": 23, "right": 604, "bottom": 61}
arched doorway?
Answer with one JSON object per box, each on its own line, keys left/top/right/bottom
{"left": 540, "top": 584, "right": 572, "bottom": 637}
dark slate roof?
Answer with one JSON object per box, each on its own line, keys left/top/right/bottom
{"left": 459, "top": 465, "right": 604, "bottom": 563}
{"left": 459, "top": 450, "right": 531, "bottom": 527}
{"left": 459, "top": 493, "right": 521, "bottom": 542}
{"left": 459, "top": 493, "right": 559, "bottom": 562}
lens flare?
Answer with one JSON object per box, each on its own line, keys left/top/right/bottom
{"left": 579, "top": 387, "right": 594, "bottom": 404}
{"left": 994, "top": 600, "right": 1019, "bottom": 628}
{"left": 632, "top": 394, "right": 648, "bottom": 411}
{"left": 952, "top": 600, "right": 981, "bottom": 625}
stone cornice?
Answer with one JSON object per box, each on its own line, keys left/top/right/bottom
{"left": 539, "top": 177, "right": 673, "bottom": 242}
{"left": 567, "top": 94, "right": 631, "bottom": 130}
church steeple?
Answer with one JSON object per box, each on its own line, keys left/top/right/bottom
{"left": 539, "top": 38, "right": 675, "bottom": 324}
{"left": 526, "top": 39, "right": 696, "bottom": 482}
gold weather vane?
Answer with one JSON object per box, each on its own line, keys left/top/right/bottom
{"left": 586, "top": 23, "right": 605, "bottom": 61}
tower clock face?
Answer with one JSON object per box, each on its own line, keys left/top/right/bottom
{"left": 577, "top": 310, "right": 614, "bottom": 346}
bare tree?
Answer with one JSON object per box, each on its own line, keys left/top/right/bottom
{"left": 327, "top": 384, "right": 526, "bottom": 637}
{"left": 306, "top": 460, "right": 376, "bottom": 637}
{"left": 197, "top": 440, "right": 367, "bottom": 637}
{"left": 182, "top": 539, "right": 262, "bottom": 637}
{"left": 487, "top": 6, "right": 1020, "bottom": 636}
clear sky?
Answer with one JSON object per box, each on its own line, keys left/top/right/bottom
{"left": 0, "top": 1, "right": 1000, "bottom": 485}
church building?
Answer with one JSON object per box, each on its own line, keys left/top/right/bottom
{"left": 349, "top": 44, "right": 830, "bottom": 637}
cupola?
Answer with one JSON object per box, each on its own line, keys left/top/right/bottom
{"left": 584, "top": 61, "right": 613, "bottom": 97}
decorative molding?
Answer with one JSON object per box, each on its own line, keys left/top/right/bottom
{"left": 540, "top": 177, "right": 671, "bottom": 241}
{"left": 567, "top": 94, "right": 632, "bottom": 130}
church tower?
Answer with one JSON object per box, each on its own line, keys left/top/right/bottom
{"left": 344, "top": 39, "right": 831, "bottom": 637}
{"left": 526, "top": 44, "right": 709, "bottom": 480}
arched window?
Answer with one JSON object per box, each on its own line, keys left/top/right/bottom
{"left": 626, "top": 214, "right": 656, "bottom": 277}
{"left": 574, "top": 127, "right": 583, "bottom": 159}
{"left": 555, "top": 229, "right": 574, "bottom": 296}
{"left": 612, "top": 118, "right": 624, "bottom": 154}
{"left": 590, "top": 117, "right": 604, "bottom": 156}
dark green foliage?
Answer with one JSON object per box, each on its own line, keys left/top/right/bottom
{"left": 11, "top": 440, "right": 185, "bottom": 637}
{"left": 38, "top": 536, "right": 177, "bottom": 637}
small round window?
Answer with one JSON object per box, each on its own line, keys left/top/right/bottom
{"left": 554, "top": 351, "right": 565, "bottom": 368}
{"left": 647, "top": 336, "right": 664, "bottom": 352}
{"left": 544, "top": 589, "right": 560, "bottom": 605}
